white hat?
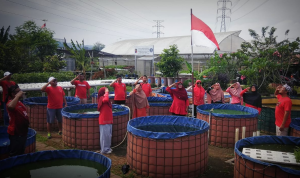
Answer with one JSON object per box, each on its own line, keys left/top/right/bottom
{"left": 48, "top": 77, "right": 56, "bottom": 82}
{"left": 4, "top": 71, "right": 11, "bottom": 76}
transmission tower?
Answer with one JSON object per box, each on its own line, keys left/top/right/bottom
{"left": 217, "top": 0, "right": 232, "bottom": 32}
{"left": 153, "top": 20, "right": 164, "bottom": 38}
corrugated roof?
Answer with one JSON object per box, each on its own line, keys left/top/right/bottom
{"left": 102, "top": 31, "right": 242, "bottom": 55}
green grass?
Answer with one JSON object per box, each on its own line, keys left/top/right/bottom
{"left": 36, "top": 134, "right": 48, "bottom": 143}
{"left": 295, "top": 146, "right": 300, "bottom": 163}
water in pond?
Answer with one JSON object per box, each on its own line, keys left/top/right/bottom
{"left": 0, "top": 158, "right": 107, "bottom": 178}
{"left": 241, "top": 144, "right": 300, "bottom": 170}
{"left": 70, "top": 108, "right": 122, "bottom": 114}
{"left": 136, "top": 125, "right": 199, "bottom": 132}
{"left": 204, "top": 109, "right": 251, "bottom": 115}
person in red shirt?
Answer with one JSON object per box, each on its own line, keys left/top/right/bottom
{"left": 129, "top": 83, "right": 150, "bottom": 118}
{"left": 70, "top": 73, "right": 91, "bottom": 104}
{"left": 41, "top": 77, "right": 67, "bottom": 139}
{"left": 240, "top": 85, "right": 262, "bottom": 114}
{"left": 110, "top": 75, "right": 127, "bottom": 104}
{"left": 166, "top": 82, "right": 189, "bottom": 116}
{"left": 0, "top": 71, "right": 16, "bottom": 126}
{"left": 187, "top": 80, "right": 205, "bottom": 117}
{"left": 6, "top": 84, "right": 29, "bottom": 157}
{"left": 134, "top": 75, "right": 152, "bottom": 97}
{"left": 274, "top": 84, "right": 292, "bottom": 136}
{"left": 97, "top": 87, "right": 113, "bottom": 154}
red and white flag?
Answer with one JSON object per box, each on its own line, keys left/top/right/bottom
{"left": 41, "top": 23, "right": 46, "bottom": 28}
{"left": 191, "top": 14, "right": 220, "bottom": 50}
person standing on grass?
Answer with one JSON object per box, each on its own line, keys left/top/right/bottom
{"left": 134, "top": 75, "right": 152, "bottom": 97}
{"left": 226, "top": 82, "right": 243, "bottom": 105}
{"left": 186, "top": 80, "right": 205, "bottom": 118}
{"left": 70, "top": 73, "right": 91, "bottom": 104}
{"left": 6, "top": 84, "right": 29, "bottom": 157}
{"left": 274, "top": 84, "right": 292, "bottom": 136}
{"left": 166, "top": 82, "right": 189, "bottom": 116}
{"left": 206, "top": 83, "right": 225, "bottom": 104}
{"left": 41, "top": 77, "right": 67, "bottom": 139}
{"left": 129, "top": 83, "right": 149, "bottom": 119}
{"left": 240, "top": 85, "right": 262, "bottom": 114}
{"left": 0, "top": 72, "right": 16, "bottom": 126}
{"left": 97, "top": 87, "right": 113, "bottom": 154}
{"left": 109, "top": 75, "right": 127, "bottom": 105}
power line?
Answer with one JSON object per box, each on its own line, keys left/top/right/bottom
{"left": 231, "top": 0, "right": 241, "bottom": 9}
{"left": 111, "top": 0, "right": 153, "bottom": 24}
{"left": 26, "top": 0, "right": 152, "bottom": 33}
{"left": 6, "top": 0, "right": 143, "bottom": 38}
{"left": 232, "top": 0, "right": 269, "bottom": 22}
{"left": 0, "top": 9, "right": 128, "bottom": 37}
{"left": 232, "top": 0, "right": 249, "bottom": 13}
{"left": 152, "top": 20, "right": 164, "bottom": 38}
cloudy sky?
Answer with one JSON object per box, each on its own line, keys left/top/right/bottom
{"left": 1, "top": 0, "right": 299, "bottom": 46}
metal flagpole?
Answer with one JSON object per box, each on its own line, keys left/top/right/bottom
{"left": 191, "top": 9, "right": 195, "bottom": 118}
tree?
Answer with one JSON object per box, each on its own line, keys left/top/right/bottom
{"left": 239, "top": 26, "right": 300, "bottom": 92}
{"left": 43, "top": 55, "right": 66, "bottom": 72}
{"left": 156, "top": 44, "right": 184, "bottom": 77}
{"left": 92, "top": 42, "right": 105, "bottom": 51}
{"left": 64, "top": 39, "right": 90, "bottom": 76}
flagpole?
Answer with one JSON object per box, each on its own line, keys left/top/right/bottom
{"left": 191, "top": 9, "right": 195, "bottom": 118}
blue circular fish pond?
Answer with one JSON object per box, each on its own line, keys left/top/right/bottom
{"left": 0, "top": 150, "right": 111, "bottom": 178}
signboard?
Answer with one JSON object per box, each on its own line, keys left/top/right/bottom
{"left": 134, "top": 46, "right": 154, "bottom": 56}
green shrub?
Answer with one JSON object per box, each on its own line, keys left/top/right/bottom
{"left": 183, "top": 79, "right": 191, "bottom": 88}
{"left": 8, "top": 72, "right": 75, "bottom": 83}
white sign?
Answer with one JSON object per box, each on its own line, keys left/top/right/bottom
{"left": 134, "top": 46, "right": 154, "bottom": 56}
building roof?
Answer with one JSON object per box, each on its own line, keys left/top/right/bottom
{"left": 102, "top": 31, "right": 243, "bottom": 55}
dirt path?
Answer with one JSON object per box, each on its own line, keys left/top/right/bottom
{"left": 35, "top": 131, "right": 235, "bottom": 178}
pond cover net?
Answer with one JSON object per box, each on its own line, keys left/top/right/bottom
{"left": 235, "top": 136, "right": 300, "bottom": 177}
{"left": 0, "top": 150, "right": 111, "bottom": 178}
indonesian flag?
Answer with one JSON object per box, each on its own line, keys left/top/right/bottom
{"left": 191, "top": 14, "right": 220, "bottom": 50}
{"left": 41, "top": 23, "right": 46, "bottom": 28}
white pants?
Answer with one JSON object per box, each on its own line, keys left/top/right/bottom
{"left": 99, "top": 124, "right": 112, "bottom": 154}
{"left": 276, "top": 126, "right": 289, "bottom": 136}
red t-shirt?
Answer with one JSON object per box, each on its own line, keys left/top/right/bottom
{"left": 275, "top": 95, "right": 292, "bottom": 128}
{"left": 0, "top": 80, "right": 16, "bottom": 102}
{"left": 7, "top": 100, "right": 29, "bottom": 136}
{"left": 98, "top": 92, "right": 113, "bottom": 125}
{"left": 112, "top": 82, "right": 126, "bottom": 101}
{"left": 73, "top": 80, "right": 91, "bottom": 99}
{"left": 141, "top": 83, "right": 152, "bottom": 97}
{"left": 45, "top": 86, "right": 65, "bottom": 109}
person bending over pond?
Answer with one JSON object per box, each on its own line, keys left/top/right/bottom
{"left": 206, "top": 83, "right": 225, "bottom": 104}
{"left": 226, "top": 82, "right": 242, "bottom": 105}
{"left": 166, "top": 82, "right": 189, "bottom": 116}
{"left": 240, "top": 84, "right": 262, "bottom": 114}
{"left": 129, "top": 83, "right": 149, "bottom": 119}
{"left": 186, "top": 80, "right": 205, "bottom": 117}
{"left": 97, "top": 87, "right": 113, "bottom": 154}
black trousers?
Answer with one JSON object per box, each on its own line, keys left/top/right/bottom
{"left": 9, "top": 134, "right": 27, "bottom": 157}
{"left": 114, "top": 100, "right": 126, "bottom": 104}
{"left": 193, "top": 105, "right": 198, "bottom": 118}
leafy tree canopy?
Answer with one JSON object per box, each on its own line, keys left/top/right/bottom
{"left": 92, "top": 41, "right": 105, "bottom": 51}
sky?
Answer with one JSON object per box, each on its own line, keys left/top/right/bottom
{"left": 1, "top": 0, "right": 300, "bottom": 47}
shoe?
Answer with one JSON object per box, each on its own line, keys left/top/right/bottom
{"left": 47, "top": 133, "right": 52, "bottom": 139}
{"left": 58, "top": 131, "right": 62, "bottom": 135}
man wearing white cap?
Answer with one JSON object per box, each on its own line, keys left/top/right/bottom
{"left": 41, "top": 77, "right": 67, "bottom": 139}
{"left": 0, "top": 72, "right": 16, "bottom": 126}
{"left": 274, "top": 84, "right": 293, "bottom": 136}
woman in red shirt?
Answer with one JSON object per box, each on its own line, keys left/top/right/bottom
{"left": 6, "top": 84, "right": 29, "bottom": 157}
{"left": 97, "top": 87, "right": 113, "bottom": 154}
{"left": 166, "top": 82, "right": 189, "bottom": 116}
{"left": 187, "top": 80, "right": 205, "bottom": 117}
{"left": 129, "top": 83, "right": 149, "bottom": 119}
{"left": 240, "top": 84, "right": 262, "bottom": 114}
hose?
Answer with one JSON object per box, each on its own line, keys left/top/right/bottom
{"left": 111, "top": 104, "right": 131, "bottom": 149}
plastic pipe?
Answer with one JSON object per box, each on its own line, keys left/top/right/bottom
{"left": 235, "top": 128, "right": 239, "bottom": 143}
{"left": 256, "top": 131, "right": 260, "bottom": 136}
{"left": 253, "top": 132, "right": 257, "bottom": 137}
{"left": 242, "top": 127, "right": 246, "bottom": 139}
